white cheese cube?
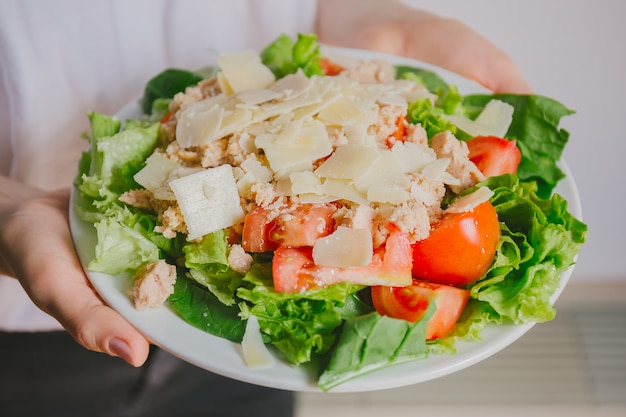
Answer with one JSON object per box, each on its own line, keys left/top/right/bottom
{"left": 169, "top": 165, "right": 245, "bottom": 240}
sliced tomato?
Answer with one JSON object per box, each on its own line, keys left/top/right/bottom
{"left": 412, "top": 201, "right": 500, "bottom": 286}
{"left": 319, "top": 58, "right": 344, "bottom": 76}
{"left": 269, "top": 204, "right": 336, "bottom": 248}
{"left": 467, "top": 135, "right": 521, "bottom": 177}
{"left": 160, "top": 110, "right": 174, "bottom": 124}
{"left": 386, "top": 115, "right": 407, "bottom": 147}
{"left": 241, "top": 207, "right": 279, "bottom": 253}
{"left": 272, "top": 227, "right": 413, "bottom": 293}
{"left": 272, "top": 247, "right": 314, "bottom": 293}
{"left": 371, "top": 280, "right": 470, "bottom": 340}
{"left": 242, "top": 204, "right": 335, "bottom": 252}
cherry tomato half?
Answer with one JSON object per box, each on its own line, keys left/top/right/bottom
{"left": 467, "top": 135, "right": 521, "bottom": 177}
{"left": 372, "top": 280, "right": 470, "bottom": 340}
{"left": 411, "top": 201, "right": 500, "bottom": 286}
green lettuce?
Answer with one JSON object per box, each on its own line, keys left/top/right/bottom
{"left": 407, "top": 97, "right": 459, "bottom": 138}
{"left": 169, "top": 273, "right": 247, "bottom": 343}
{"left": 447, "top": 175, "right": 587, "bottom": 342}
{"left": 88, "top": 214, "right": 160, "bottom": 275}
{"left": 141, "top": 68, "right": 203, "bottom": 115}
{"left": 462, "top": 94, "right": 575, "bottom": 198}
{"left": 397, "top": 65, "right": 465, "bottom": 115}
{"left": 318, "top": 303, "right": 435, "bottom": 391}
{"left": 76, "top": 112, "right": 159, "bottom": 219}
{"left": 182, "top": 230, "right": 246, "bottom": 306}
{"left": 237, "top": 262, "right": 362, "bottom": 366}
{"left": 75, "top": 112, "right": 163, "bottom": 274}
{"left": 260, "top": 33, "right": 323, "bottom": 78}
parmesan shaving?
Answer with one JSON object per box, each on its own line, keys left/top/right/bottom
{"left": 241, "top": 315, "right": 274, "bottom": 368}
{"left": 445, "top": 186, "right": 495, "bottom": 213}
{"left": 312, "top": 226, "right": 373, "bottom": 267}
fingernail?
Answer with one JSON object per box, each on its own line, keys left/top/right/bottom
{"left": 109, "top": 337, "right": 134, "bottom": 365}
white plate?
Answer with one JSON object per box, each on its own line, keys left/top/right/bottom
{"left": 69, "top": 47, "right": 582, "bottom": 393}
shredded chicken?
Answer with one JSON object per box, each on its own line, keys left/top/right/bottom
{"left": 344, "top": 59, "right": 396, "bottom": 84}
{"left": 128, "top": 260, "right": 177, "bottom": 310}
{"left": 228, "top": 244, "right": 253, "bottom": 274}
{"left": 119, "top": 189, "right": 153, "bottom": 210}
{"left": 369, "top": 104, "right": 406, "bottom": 146}
{"left": 155, "top": 205, "right": 187, "bottom": 238}
{"left": 430, "top": 131, "right": 485, "bottom": 193}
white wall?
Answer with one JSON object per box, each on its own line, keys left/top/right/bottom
{"left": 403, "top": 0, "right": 626, "bottom": 283}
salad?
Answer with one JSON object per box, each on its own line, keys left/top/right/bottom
{"left": 73, "top": 33, "right": 587, "bottom": 391}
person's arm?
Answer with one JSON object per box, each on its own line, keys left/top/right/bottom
{"left": 0, "top": 175, "right": 150, "bottom": 366}
{"left": 315, "top": 0, "right": 532, "bottom": 94}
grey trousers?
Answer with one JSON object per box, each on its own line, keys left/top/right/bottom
{"left": 0, "top": 331, "right": 294, "bottom": 417}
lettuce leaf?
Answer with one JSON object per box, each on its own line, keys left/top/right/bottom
{"left": 260, "top": 33, "right": 323, "bottom": 78}
{"left": 182, "top": 230, "right": 246, "bottom": 306}
{"left": 407, "top": 97, "right": 459, "bottom": 138}
{"left": 463, "top": 94, "right": 575, "bottom": 198}
{"left": 237, "top": 262, "right": 361, "bottom": 366}
{"left": 77, "top": 113, "right": 159, "bottom": 219}
{"left": 75, "top": 112, "right": 164, "bottom": 274}
{"left": 318, "top": 303, "right": 435, "bottom": 391}
{"left": 141, "top": 68, "right": 203, "bottom": 115}
{"left": 88, "top": 214, "right": 160, "bottom": 275}
{"left": 398, "top": 66, "right": 574, "bottom": 197}
{"left": 396, "top": 65, "right": 451, "bottom": 96}
{"left": 463, "top": 175, "right": 587, "bottom": 326}
{"left": 169, "top": 273, "right": 247, "bottom": 343}
{"left": 397, "top": 65, "right": 465, "bottom": 115}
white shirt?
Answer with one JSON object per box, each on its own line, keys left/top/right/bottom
{"left": 0, "top": 0, "right": 317, "bottom": 331}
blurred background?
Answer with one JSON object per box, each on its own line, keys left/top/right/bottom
{"left": 297, "top": 1, "right": 626, "bottom": 415}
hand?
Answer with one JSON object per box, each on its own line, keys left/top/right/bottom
{"left": 0, "top": 177, "right": 150, "bottom": 366}
{"left": 316, "top": 0, "right": 532, "bottom": 94}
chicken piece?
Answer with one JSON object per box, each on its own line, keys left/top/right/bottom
{"left": 200, "top": 138, "right": 229, "bottom": 168}
{"left": 119, "top": 189, "right": 153, "bottom": 210}
{"left": 169, "top": 77, "right": 221, "bottom": 115}
{"left": 128, "top": 260, "right": 177, "bottom": 310}
{"left": 430, "top": 131, "right": 485, "bottom": 193}
{"left": 388, "top": 200, "right": 433, "bottom": 243}
{"left": 228, "top": 244, "right": 253, "bottom": 274}
{"left": 344, "top": 59, "right": 396, "bottom": 84}
{"left": 155, "top": 205, "right": 187, "bottom": 238}
{"left": 165, "top": 141, "right": 202, "bottom": 166}
{"left": 369, "top": 104, "right": 405, "bottom": 146}
{"left": 404, "top": 123, "right": 429, "bottom": 146}
{"left": 251, "top": 182, "right": 280, "bottom": 208}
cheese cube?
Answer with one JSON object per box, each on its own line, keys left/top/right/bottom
{"left": 169, "top": 165, "right": 244, "bottom": 240}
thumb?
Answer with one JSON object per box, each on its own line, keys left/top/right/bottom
{"left": 3, "top": 188, "right": 150, "bottom": 366}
